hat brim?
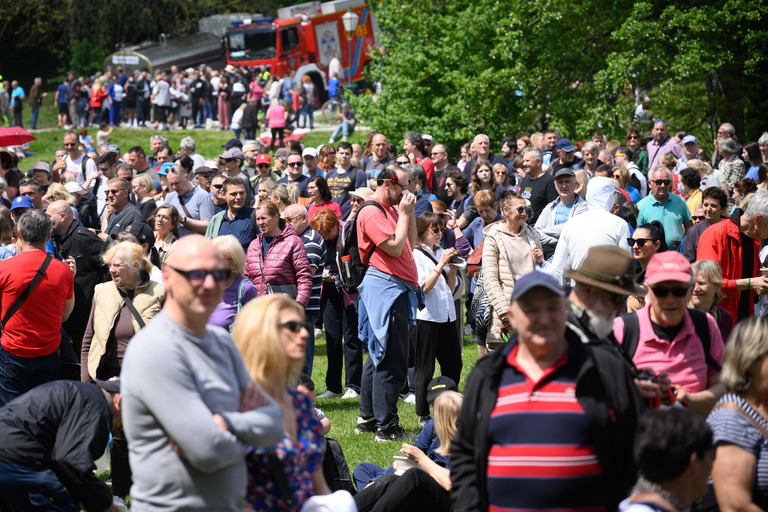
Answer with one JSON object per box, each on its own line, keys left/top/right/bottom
{"left": 566, "top": 269, "right": 646, "bottom": 296}
{"left": 645, "top": 272, "right": 693, "bottom": 287}
{"left": 92, "top": 378, "right": 120, "bottom": 393}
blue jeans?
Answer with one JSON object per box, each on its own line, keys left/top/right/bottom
{"left": 329, "top": 120, "right": 354, "bottom": 142}
{"left": 303, "top": 310, "right": 320, "bottom": 377}
{"left": 0, "top": 460, "right": 79, "bottom": 511}
{"left": 301, "top": 104, "right": 314, "bottom": 129}
{"left": 358, "top": 293, "right": 409, "bottom": 430}
{"left": 30, "top": 105, "right": 40, "bottom": 130}
{"left": 0, "top": 344, "right": 61, "bottom": 408}
{"left": 109, "top": 101, "right": 122, "bottom": 126}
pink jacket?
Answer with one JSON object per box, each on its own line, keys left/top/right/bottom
{"left": 245, "top": 224, "right": 313, "bottom": 306}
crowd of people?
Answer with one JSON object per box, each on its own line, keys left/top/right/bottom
{"left": 1, "top": 116, "right": 768, "bottom": 512}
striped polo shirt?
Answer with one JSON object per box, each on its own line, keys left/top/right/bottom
{"left": 300, "top": 227, "right": 326, "bottom": 313}
{"left": 486, "top": 342, "right": 606, "bottom": 512}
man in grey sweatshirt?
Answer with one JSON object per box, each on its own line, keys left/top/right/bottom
{"left": 121, "top": 235, "right": 283, "bottom": 511}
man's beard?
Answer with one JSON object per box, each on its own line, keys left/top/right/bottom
{"left": 589, "top": 312, "right": 616, "bottom": 340}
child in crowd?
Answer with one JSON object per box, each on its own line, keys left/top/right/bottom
{"left": 96, "top": 123, "right": 113, "bottom": 149}
{"left": 296, "top": 373, "right": 332, "bottom": 435}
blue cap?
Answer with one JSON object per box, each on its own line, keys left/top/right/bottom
{"left": 511, "top": 271, "right": 565, "bottom": 301}
{"left": 152, "top": 179, "right": 162, "bottom": 192}
{"left": 556, "top": 138, "right": 576, "bottom": 152}
{"left": 10, "top": 195, "right": 34, "bottom": 211}
{"left": 158, "top": 162, "right": 175, "bottom": 176}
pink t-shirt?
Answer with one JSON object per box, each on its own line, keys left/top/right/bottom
{"left": 356, "top": 198, "right": 418, "bottom": 286}
{"left": 613, "top": 304, "right": 724, "bottom": 393}
{"left": 307, "top": 201, "right": 342, "bottom": 221}
{"left": 267, "top": 104, "right": 286, "bottom": 128}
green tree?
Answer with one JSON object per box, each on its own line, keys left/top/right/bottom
{"left": 356, "top": 0, "right": 768, "bottom": 150}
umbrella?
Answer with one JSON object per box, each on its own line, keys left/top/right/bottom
{"left": 0, "top": 127, "right": 36, "bottom": 147}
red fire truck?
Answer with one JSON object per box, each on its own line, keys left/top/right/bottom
{"left": 224, "top": 0, "right": 378, "bottom": 102}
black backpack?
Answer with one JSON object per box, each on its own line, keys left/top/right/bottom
{"left": 619, "top": 308, "right": 722, "bottom": 372}
{"left": 337, "top": 200, "right": 385, "bottom": 294}
{"left": 321, "top": 437, "right": 357, "bottom": 495}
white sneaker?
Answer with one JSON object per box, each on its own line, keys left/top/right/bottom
{"left": 314, "top": 328, "right": 323, "bottom": 339}
{"left": 342, "top": 388, "right": 359, "bottom": 399}
{"left": 317, "top": 389, "right": 342, "bottom": 399}
{"left": 403, "top": 393, "right": 416, "bottom": 404}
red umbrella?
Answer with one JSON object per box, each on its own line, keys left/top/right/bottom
{"left": 0, "top": 127, "right": 36, "bottom": 147}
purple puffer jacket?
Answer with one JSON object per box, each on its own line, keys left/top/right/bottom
{"left": 245, "top": 224, "right": 313, "bottom": 306}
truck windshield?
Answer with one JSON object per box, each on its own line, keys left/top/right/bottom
{"left": 228, "top": 29, "right": 277, "bottom": 60}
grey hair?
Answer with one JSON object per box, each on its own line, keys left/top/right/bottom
{"left": 717, "top": 137, "right": 737, "bottom": 155}
{"left": 523, "top": 147, "right": 543, "bottom": 162}
{"left": 581, "top": 141, "right": 599, "bottom": 154}
{"left": 243, "top": 139, "right": 265, "bottom": 153}
{"left": 404, "top": 163, "right": 427, "bottom": 185}
{"left": 150, "top": 134, "right": 165, "bottom": 143}
{"left": 17, "top": 209, "right": 51, "bottom": 247}
{"left": 743, "top": 190, "right": 768, "bottom": 220}
{"left": 650, "top": 166, "right": 673, "bottom": 181}
{"left": 180, "top": 136, "right": 196, "bottom": 152}
{"left": 720, "top": 123, "right": 736, "bottom": 137}
{"left": 758, "top": 132, "right": 768, "bottom": 147}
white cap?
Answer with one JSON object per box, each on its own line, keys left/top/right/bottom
{"left": 302, "top": 147, "right": 318, "bottom": 158}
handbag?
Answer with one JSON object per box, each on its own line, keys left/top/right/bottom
{"left": 470, "top": 269, "right": 492, "bottom": 329}
{"left": 466, "top": 239, "right": 484, "bottom": 277}
{"left": 258, "top": 250, "right": 298, "bottom": 299}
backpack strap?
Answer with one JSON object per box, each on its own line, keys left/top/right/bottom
{"left": 1, "top": 253, "right": 53, "bottom": 330}
{"left": 118, "top": 288, "right": 147, "bottom": 330}
{"left": 688, "top": 308, "right": 720, "bottom": 372}
{"left": 237, "top": 277, "right": 247, "bottom": 313}
{"left": 619, "top": 311, "right": 640, "bottom": 360}
{"left": 415, "top": 247, "right": 448, "bottom": 282}
{"left": 356, "top": 200, "right": 386, "bottom": 265}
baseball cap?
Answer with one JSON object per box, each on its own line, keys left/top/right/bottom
{"left": 222, "top": 138, "right": 243, "bottom": 149}
{"left": 554, "top": 168, "right": 576, "bottom": 179}
{"left": 426, "top": 376, "right": 457, "bottom": 402}
{"left": 122, "top": 222, "right": 155, "bottom": 246}
{"left": 220, "top": 147, "right": 244, "bottom": 160}
{"left": 682, "top": 135, "right": 697, "bottom": 145}
{"left": 92, "top": 377, "right": 121, "bottom": 394}
{"left": 255, "top": 153, "right": 271, "bottom": 166}
{"left": 645, "top": 252, "right": 693, "bottom": 286}
{"left": 158, "top": 162, "right": 176, "bottom": 176}
{"left": 556, "top": 138, "right": 577, "bottom": 152}
{"left": 106, "top": 144, "right": 121, "bottom": 154}
{"left": 10, "top": 196, "right": 34, "bottom": 211}
{"left": 302, "top": 147, "right": 318, "bottom": 158}
{"left": 422, "top": 134, "right": 433, "bottom": 143}
{"left": 194, "top": 165, "right": 214, "bottom": 177}
{"left": 511, "top": 270, "right": 565, "bottom": 301}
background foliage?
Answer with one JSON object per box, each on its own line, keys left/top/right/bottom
{"left": 356, "top": 0, "right": 768, "bottom": 151}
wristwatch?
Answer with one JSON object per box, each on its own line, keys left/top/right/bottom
{"left": 181, "top": 216, "right": 187, "bottom": 225}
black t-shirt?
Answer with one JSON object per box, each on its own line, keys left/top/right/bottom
{"left": 519, "top": 173, "right": 557, "bottom": 224}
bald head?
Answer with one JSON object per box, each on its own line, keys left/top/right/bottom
{"left": 165, "top": 234, "right": 218, "bottom": 269}
{"left": 283, "top": 203, "right": 309, "bottom": 234}
{"left": 46, "top": 200, "right": 74, "bottom": 236}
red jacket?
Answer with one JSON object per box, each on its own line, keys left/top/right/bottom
{"left": 697, "top": 216, "right": 759, "bottom": 321}
{"left": 245, "top": 224, "right": 313, "bottom": 306}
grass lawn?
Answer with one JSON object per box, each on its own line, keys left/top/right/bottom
{"left": 311, "top": 331, "right": 480, "bottom": 475}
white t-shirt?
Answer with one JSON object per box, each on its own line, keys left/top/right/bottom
{"left": 64, "top": 153, "right": 97, "bottom": 185}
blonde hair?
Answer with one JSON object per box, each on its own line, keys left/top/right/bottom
{"left": 612, "top": 165, "right": 630, "bottom": 188}
{"left": 721, "top": 317, "right": 768, "bottom": 394}
{"left": 212, "top": 234, "right": 246, "bottom": 275}
{"left": 433, "top": 391, "right": 463, "bottom": 456}
{"left": 133, "top": 172, "right": 154, "bottom": 196}
{"left": 43, "top": 183, "right": 75, "bottom": 205}
{"left": 102, "top": 240, "right": 152, "bottom": 274}
{"left": 60, "top": 173, "right": 75, "bottom": 184}
{"left": 691, "top": 260, "right": 725, "bottom": 304}
{"left": 659, "top": 153, "right": 678, "bottom": 169}
{"left": 232, "top": 295, "right": 305, "bottom": 389}
{"left": 271, "top": 183, "right": 298, "bottom": 207}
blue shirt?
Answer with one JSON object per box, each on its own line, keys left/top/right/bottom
{"left": 10, "top": 87, "right": 24, "bottom": 109}
{"left": 278, "top": 174, "right": 310, "bottom": 198}
{"left": 218, "top": 207, "right": 255, "bottom": 250}
{"left": 57, "top": 84, "right": 69, "bottom": 105}
{"left": 636, "top": 193, "right": 692, "bottom": 248}
{"left": 553, "top": 200, "right": 575, "bottom": 226}
{"left": 165, "top": 184, "right": 215, "bottom": 237}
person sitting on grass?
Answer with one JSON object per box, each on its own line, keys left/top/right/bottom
{"left": 296, "top": 373, "right": 332, "bottom": 436}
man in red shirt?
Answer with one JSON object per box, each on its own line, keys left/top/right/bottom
{"left": 0, "top": 210, "right": 74, "bottom": 407}
{"left": 354, "top": 165, "right": 420, "bottom": 442}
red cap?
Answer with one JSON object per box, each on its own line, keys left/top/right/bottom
{"left": 645, "top": 251, "right": 693, "bottom": 285}
{"left": 255, "top": 153, "right": 271, "bottom": 166}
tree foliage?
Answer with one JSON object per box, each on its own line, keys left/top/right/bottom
{"left": 356, "top": 0, "right": 768, "bottom": 150}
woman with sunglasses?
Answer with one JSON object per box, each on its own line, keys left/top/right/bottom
{"left": 317, "top": 144, "right": 337, "bottom": 174}
{"left": 482, "top": 190, "right": 544, "bottom": 349}
{"left": 306, "top": 176, "right": 342, "bottom": 220}
{"left": 627, "top": 221, "right": 667, "bottom": 311}
{"left": 210, "top": 235, "right": 259, "bottom": 333}
{"left": 626, "top": 127, "right": 649, "bottom": 174}
{"left": 411, "top": 213, "right": 462, "bottom": 424}
{"left": 233, "top": 294, "right": 332, "bottom": 510}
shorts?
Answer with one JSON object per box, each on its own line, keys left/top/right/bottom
{"left": 58, "top": 104, "right": 68, "bottom": 115}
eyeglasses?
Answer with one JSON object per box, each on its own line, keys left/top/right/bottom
{"left": 627, "top": 238, "right": 654, "bottom": 247}
{"left": 281, "top": 320, "right": 311, "bottom": 333}
{"left": 107, "top": 188, "right": 127, "bottom": 195}
{"left": 513, "top": 206, "right": 533, "bottom": 216}
{"left": 626, "top": 135, "right": 639, "bottom": 140}
{"left": 63, "top": 142, "right": 77, "bottom": 147}
{"left": 692, "top": 215, "right": 705, "bottom": 221}
{"left": 396, "top": 159, "right": 409, "bottom": 165}
{"left": 286, "top": 162, "right": 302, "bottom": 167}
{"left": 223, "top": 158, "right": 238, "bottom": 163}
{"left": 651, "top": 179, "right": 670, "bottom": 186}
{"left": 285, "top": 214, "right": 304, "bottom": 222}
{"left": 98, "top": 167, "right": 110, "bottom": 172}
{"left": 212, "top": 184, "right": 224, "bottom": 190}
{"left": 651, "top": 285, "right": 689, "bottom": 298}
{"left": 168, "top": 266, "right": 231, "bottom": 283}
{"left": 612, "top": 174, "right": 623, "bottom": 178}
{"left": 430, "top": 152, "right": 443, "bottom": 157}
{"left": 653, "top": 119, "right": 666, "bottom": 124}
{"left": 428, "top": 226, "right": 445, "bottom": 234}
{"left": 445, "top": 182, "right": 454, "bottom": 188}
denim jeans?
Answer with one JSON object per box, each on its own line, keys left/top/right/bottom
{"left": 30, "top": 105, "right": 40, "bottom": 130}
{"left": 330, "top": 120, "right": 355, "bottom": 142}
{"left": 0, "top": 344, "right": 61, "bottom": 408}
{"left": 358, "top": 293, "right": 409, "bottom": 430}
{"left": 0, "top": 460, "right": 79, "bottom": 512}
{"left": 303, "top": 310, "right": 320, "bottom": 377}
{"left": 301, "top": 104, "right": 314, "bottom": 129}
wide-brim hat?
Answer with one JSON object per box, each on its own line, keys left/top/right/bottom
{"left": 565, "top": 245, "right": 646, "bottom": 296}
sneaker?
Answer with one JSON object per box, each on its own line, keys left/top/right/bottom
{"left": 355, "top": 416, "right": 377, "bottom": 434}
{"left": 403, "top": 393, "right": 416, "bottom": 405}
{"left": 464, "top": 325, "right": 474, "bottom": 336}
{"left": 317, "top": 389, "right": 342, "bottom": 399}
{"left": 375, "top": 424, "right": 416, "bottom": 443}
{"left": 418, "top": 415, "right": 431, "bottom": 428}
{"left": 314, "top": 328, "right": 324, "bottom": 339}
{"left": 341, "top": 388, "right": 359, "bottom": 399}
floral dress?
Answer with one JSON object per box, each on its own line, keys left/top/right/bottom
{"left": 245, "top": 389, "right": 325, "bottom": 511}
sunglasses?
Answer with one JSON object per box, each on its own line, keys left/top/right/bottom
{"left": 223, "top": 158, "right": 238, "bottom": 163}
{"left": 169, "top": 266, "right": 232, "bottom": 283}
{"left": 627, "top": 238, "right": 655, "bottom": 247}
{"left": 428, "top": 226, "right": 445, "bottom": 234}
{"left": 286, "top": 162, "right": 302, "bottom": 167}
{"left": 212, "top": 184, "right": 224, "bottom": 190}
{"left": 626, "top": 136, "right": 639, "bottom": 140}
{"left": 513, "top": 206, "right": 533, "bottom": 216}
{"left": 613, "top": 174, "right": 623, "bottom": 178}
{"left": 98, "top": 167, "right": 111, "bottom": 172}
{"left": 692, "top": 215, "right": 705, "bottom": 221}
{"left": 653, "top": 119, "right": 667, "bottom": 124}
{"left": 651, "top": 285, "right": 689, "bottom": 298}
{"left": 281, "top": 320, "right": 311, "bottom": 333}
{"left": 107, "top": 188, "right": 127, "bottom": 195}
{"left": 652, "top": 179, "right": 670, "bottom": 186}
{"left": 257, "top": 164, "right": 271, "bottom": 169}
{"left": 396, "top": 159, "right": 409, "bottom": 165}
{"left": 64, "top": 142, "right": 77, "bottom": 147}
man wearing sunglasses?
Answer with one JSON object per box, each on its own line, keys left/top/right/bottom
{"left": 277, "top": 152, "right": 310, "bottom": 198}
{"left": 220, "top": 147, "right": 254, "bottom": 206}
{"left": 60, "top": 130, "right": 96, "bottom": 185}
{"left": 121, "top": 235, "right": 283, "bottom": 511}
{"left": 636, "top": 167, "right": 693, "bottom": 249}
{"left": 99, "top": 177, "right": 145, "bottom": 242}
{"left": 614, "top": 251, "right": 725, "bottom": 414}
